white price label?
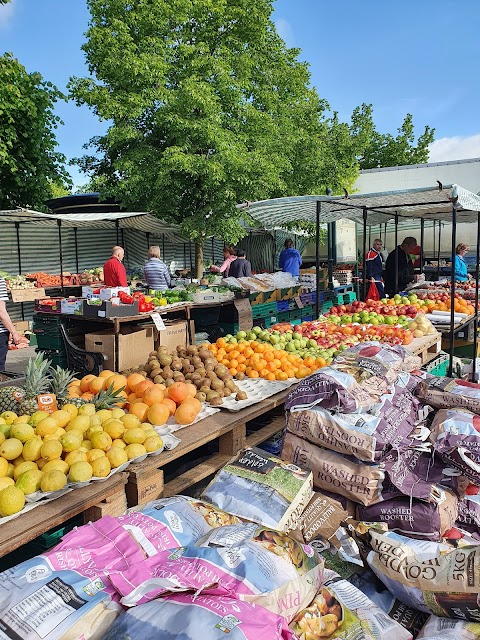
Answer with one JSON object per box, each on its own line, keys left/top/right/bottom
{"left": 150, "top": 313, "right": 166, "bottom": 331}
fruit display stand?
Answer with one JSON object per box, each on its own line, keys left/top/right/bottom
{"left": 126, "top": 387, "right": 290, "bottom": 508}
{"left": 0, "top": 472, "right": 128, "bottom": 559}
{"left": 404, "top": 331, "right": 442, "bottom": 365}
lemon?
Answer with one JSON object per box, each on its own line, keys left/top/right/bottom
{"left": 37, "top": 458, "right": 47, "bottom": 470}
{"left": 1, "top": 412, "right": 18, "bottom": 425}
{"left": 103, "top": 420, "right": 125, "bottom": 440}
{"left": 111, "top": 408, "right": 126, "bottom": 419}
{"left": 41, "top": 470, "right": 67, "bottom": 492}
{"left": 22, "top": 437, "right": 43, "bottom": 462}
{"left": 143, "top": 429, "right": 157, "bottom": 439}
{"left": 89, "top": 415, "right": 102, "bottom": 427}
{"left": 10, "top": 423, "right": 35, "bottom": 443}
{"left": 6, "top": 463, "right": 14, "bottom": 478}
{"left": 106, "top": 447, "right": 128, "bottom": 468}
{"left": 29, "top": 411, "right": 50, "bottom": 426}
{"left": 35, "top": 417, "right": 58, "bottom": 437}
{"left": 14, "top": 415, "right": 31, "bottom": 424}
{"left": 95, "top": 409, "right": 113, "bottom": 424}
{"left": 120, "top": 414, "right": 141, "bottom": 429}
{"left": 65, "top": 450, "right": 88, "bottom": 466}
{"left": 40, "top": 440, "right": 63, "bottom": 461}
{"left": 140, "top": 422, "right": 153, "bottom": 431}
{"left": 16, "top": 469, "right": 43, "bottom": 495}
{"left": 78, "top": 404, "right": 96, "bottom": 416}
{"left": 123, "top": 427, "right": 146, "bottom": 445}
{"left": 61, "top": 404, "right": 78, "bottom": 420}
{"left": 90, "top": 431, "right": 112, "bottom": 452}
{"left": 144, "top": 435, "right": 164, "bottom": 453}
{"left": 0, "top": 486, "right": 25, "bottom": 516}
{"left": 42, "top": 460, "right": 69, "bottom": 475}
{"left": 0, "top": 439, "right": 24, "bottom": 461}
{"left": 66, "top": 415, "right": 90, "bottom": 433}
{"left": 125, "top": 443, "right": 147, "bottom": 460}
{"left": 111, "top": 439, "right": 126, "bottom": 449}
{"left": 0, "top": 477, "right": 14, "bottom": 491}
{"left": 12, "top": 454, "right": 25, "bottom": 466}
{"left": 68, "top": 461, "right": 93, "bottom": 483}
{"left": 0, "top": 457, "right": 8, "bottom": 478}
{"left": 81, "top": 440, "right": 93, "bottom": 451}
{"left": 0, "top": 424, "right": 10, "bottom": 438}
{"left": 0, "top": 417, "right": 5, "bottom": 425}
{"left": 13, "top": 461, "right": 38, "bottom": 481}
{"left": 86, "top": 449, "right": 105, "bottom": 463}
{"left": 50, "top": 410, "right": 71, "bottom": 428}
{"left": 91, "top": 456, "right": 111, "bottom": 478}
{"left": 43, "top": 434, "right": 60, "bottom": 442}
{"left": 86, "top": 425, "right": 104, "bottom": 440}
{"left": 60, "top": 432, "right": 83, "bottom": 453}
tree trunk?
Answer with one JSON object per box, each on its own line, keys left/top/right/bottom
{"left": 195, "top": 240, "right": 204, "bottom": 279}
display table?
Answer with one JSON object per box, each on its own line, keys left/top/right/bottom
{"left": 405, "top": 332, "right": 442, "bottom": 365}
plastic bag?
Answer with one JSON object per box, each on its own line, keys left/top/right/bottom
{"left": 367, "top": 280, "right": 381, "bottom": 300}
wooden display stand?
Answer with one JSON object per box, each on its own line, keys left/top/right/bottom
{"left": 0, "top": 473, "right": 128, "bottom": 559}
{"left": 405, "top": 332, "right": 442, "bottom": 365}
{"left": 126, "top": 389, "right": 290, "bottom": 508}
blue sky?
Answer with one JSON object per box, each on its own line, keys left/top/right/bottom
{"left": 1, "top": 0, "right": 479, "bottom": 188}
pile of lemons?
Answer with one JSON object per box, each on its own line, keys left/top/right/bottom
{"left": 0, "top": 404, "right": 163, "bottom": 518}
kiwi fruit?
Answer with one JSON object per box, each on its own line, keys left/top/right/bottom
{"left": 209, "top": 396, "right": 223, "bottom": 406}
{"left": 211, "top": 379, "right": 224, "bottom": 391}
{"left": 235, "top": 391, "right": 247, "bottom": 401}
{"left": 206, "top": 391, "right": 219, "bottom": 402}
{"left": 165, "top": 378, "right": 175, "bottom": 387}
{"left": 154, "top": 375, "right": 165, "bottom": 384}
{"left": 195, "top": 392, "right": 207, "bottom": 403}
{"left": 171, "top": 359, "right": 183, "bottom": 371}
{"left": 162, "top": 366, "right": 173, "bottom": 379}
{"left": 173, "top": 372, "right": 185, "bottom": 382}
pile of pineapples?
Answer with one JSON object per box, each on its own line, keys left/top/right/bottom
{"left": 0, "top": 355, "right": 163, "bottom": 518}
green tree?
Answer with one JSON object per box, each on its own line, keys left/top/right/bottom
{"left": 0, "top": 53, "right": 71, "bottom": 210}
{"left": 70, "top": 0, "right": 350, "bottom": 275}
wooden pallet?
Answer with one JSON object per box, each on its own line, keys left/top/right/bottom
{"left": 0, "top": 473, "right": 128, "bottom": 559}
{"left": 405, "top": 332, "right": 441, "bottom": 365}
{"left": 126, "top": 389, "right": 290, "bottom": 508}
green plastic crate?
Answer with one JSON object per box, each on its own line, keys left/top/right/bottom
{"left": 218, "top": 323, "right": 239, "bottom": 335}
{"left": 301, "top": 305, "right": 314, "bottom": 318}
{"left": 35, "top": 334, "right": 64, "bottom": 350}
{"left": 36, "top": 347, "right": 68, "bottom": 368}
{"left": 276, "top": 311, "right": 290, "bottom": 323}
{"left": 252, "top": 302, "right": 278, "bottom": 319}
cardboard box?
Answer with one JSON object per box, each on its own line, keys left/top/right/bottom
{"left": 233, "top": 298, "right": 253, "bottom": 331}
{"left": 10, "top": 287, "right": 46, "bottom": 303}
{"left": 154, "top": 319, "right": 189, "bottom": 352}
{"left": 85, "top": 326, "right": 154, "bottom": 371}
{"left": 83, "top": 299, "right": 139, "bottom": 319}
{"left": 60, "top": 298, "right": 85, "bottom": 315}
{"left": 13, "top": 321, "right": 30, "bottom": 334}
{"left": 82, "top": 286, "right": 130, "bottom": 300}
{"left": 263, "top": 290, "right": 278, "bottom": 303}
{"left": 192, "top": 289, "right": 220, "bottom": 304}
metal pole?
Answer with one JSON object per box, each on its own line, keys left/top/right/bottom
{"left": 15, "top": 222, "right": 24, "bottom": 321}
{"left": 57, "top": 219, "right": 64, "bottom": 295}
{"left": 183, "top": 243, "right": 186, "bottom": 269}
{"left": 211, "top": 236, "right": 215, "bottom": 263}
{"left": 433, "top": 220, "right": 436, "bottom": 261}
{"left": 394, "top": 213, "right": 399, "bottom": 294}
{"left": 473, "top": 211, "right": 480, "bottom": 381}
{"left": 315, "top": 201, "right": 320, "bottom": 318}
{"left": 73, "top": 228, "right": 79, "bottom": 275}
{"left": 121, "top": 229, "right": 127, "bottom": 268}
{"left": 437, "top": 223, "right": 442, "bottom": 281}
{"left": 146, "top": 232, "right": 150, "bottom": 251}
{"left": 115, "top": 219, "right": 120, "bottom": 245}
{"left": 162, "top": 235, "right": 165, "bottom": 260}
{"left": 327, "top": 223, "right": 333, "bottom": 290}
{"left": 420, "top": 219, "right": 425, "bottom": 271}
{"left": 362, "top": 208, "right": 367, "bottom": 300}
{"left": 189, "top": 242, "right": 193, "bottom": 281}
{"left": 448, "top": 207, "right": 457, "bottom": 377}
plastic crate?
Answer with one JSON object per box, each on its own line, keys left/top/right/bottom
{"left": 36, "top": 347, "right": 68, "bottom": 368}
{"left": 35, "top": 334, "right": 64, "bottom": 350}
{"left": 218, "top": 323, "right": 239, "bottom": 335}
{"left": 276, "top": 311, "right": 290, "bottom": 324}
{"left": 252, "top": 302, "right": 277, "bottom": 319}
{"left": 291, "top": 318, "right": 302, "bottom": 326}
{"left": 301, "top": 305, "right": 314, "bottom": 318}
{"left": 425, "top": 353, "right": 450, "bottom": 377}
{"left": 320, "top": 301, "right": 333, "bottom": 313}
{"left": 33, "top": 313, "right": 63, "bottom": 334}
{"left": 276, "top": 300, "right": 290, "bottom": 312}
{"left": 300, "top": 292, "right": 315, "bottom": 305}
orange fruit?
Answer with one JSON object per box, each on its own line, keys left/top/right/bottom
{"left": 175, "top": 402, "right": 200, "bottom": 426}
{"left": 89, "top": 377, "right": 104, "bottom": 394}
{"left": 105, "top": 374, "right": 128, "bottom": 392}
{"left": 81, "top": 391, "right": 94, "bottom": 401}
{"left": 135, "top": 379, "right": 154, "bottom": 398}
{"left": 248, "top": 370, "right": 259, "bottom": 378}
{"left": 161, "top": 398, "right": 177, "bottom": 416}
{"left": 68, "top": 385, "right": 82, "bottom": 398}
{"left": 168, "top": 382, "right": 190, "bottom": 404}
{"left": 98, "top": 370, "right": 114, "bottom": 379}
{"left": 182, "top": 397, "right": 202, "bottom": 412}
{"left": 80, "top": 375, "right": 96, "bottom": 393}
{"left": 129, "top": 402, "right": 150, "bottom": 422}
{"left": 114, "top": 390, "right": 128, "bottom": 407}
{"left": 127, "top": 373, "right": 146, "bottom": 392}
{"left": 146, "top": 403, "right": 170, "bottom": 426}
{"left": 185, "top": 383, "right": 197, "bottom": 398}
{"left": 142, "top": 385, "right": 165, "bottom": 406}
{"left": 127, "top": 392, "right": 137, "bottom": 405}
{"left": 266, "top": 372, "right": 276, "bottom": 381}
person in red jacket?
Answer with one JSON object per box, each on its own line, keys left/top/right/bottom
{"left": 103, "top": 246, "right": 128, "bottom": 287}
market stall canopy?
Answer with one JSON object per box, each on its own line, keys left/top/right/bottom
{"left": 0, "top": 208, "right": 187, "bottom": 242}
{"left": 240, "top": 184, "right": 480, "bottom": 227}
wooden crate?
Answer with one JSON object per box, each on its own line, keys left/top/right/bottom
{"left": 0, "top": 473, "right": 127, "bottom": 559}
{"left": 406, "top": 332, "right": 441, "bottom": 365}
{"left": 126, "top": 388, "right": 291, "bottom": 507}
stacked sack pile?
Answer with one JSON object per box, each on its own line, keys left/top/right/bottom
{"left": 281, "top": 341, "right": 480, "bottom": 638}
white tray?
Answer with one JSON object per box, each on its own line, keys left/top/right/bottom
{"left": 153, "top": 405, "right": 220, "bottom": 433}
{"left": 219, "top": 378, "right": 297, "bottom": 412}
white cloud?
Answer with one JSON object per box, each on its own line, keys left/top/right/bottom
{"left": 429, "top": 134, "right": 480, "bottom": 162}
{"left": 275, "top": 17, "right": 295, "bottom": 47}
{"left": 0, "top": 0, "right": 15, "bottom": 28}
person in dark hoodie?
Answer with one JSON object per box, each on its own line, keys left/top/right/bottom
{"left": 384, "top": 236, "right": 417, "bottom": 296}
{"left": 228, "top": 249, "right": 253, "bottom": 278}
{"left": 278, "top": 239, "right": 302, "bottom": 280}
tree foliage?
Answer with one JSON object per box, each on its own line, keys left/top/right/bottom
{"left": 0, "top": 53, "right": 71, "bottom": 210}
{"left": 70, "top": 0, "right": 358, "bottom": 273}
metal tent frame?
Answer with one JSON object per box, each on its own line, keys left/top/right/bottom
{"left": 240, "top": 184, "right": 480, "bottom": 379}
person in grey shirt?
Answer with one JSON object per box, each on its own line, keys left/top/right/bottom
{"left": 228, "top": 249, "right": 253, "bottom": 278}
{"left": 144, "top": 246, "right": 171, "bottom": 290}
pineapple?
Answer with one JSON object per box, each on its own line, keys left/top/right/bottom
{"left": 0, "top": 386, "right": 23, "bottom": 413}
{"left": 50, "top": 366, "right": 77, "bottom": 408}
{"left": 19, "top": 353, "right": 52, "bottom": 415}
{"left": 68, "top": 383, "right": 126, "bottom": 410}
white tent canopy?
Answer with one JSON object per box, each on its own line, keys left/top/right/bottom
{"left": 240, "top": 184, "right": 480, "bottom": 228}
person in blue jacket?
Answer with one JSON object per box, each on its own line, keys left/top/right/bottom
{"left": 454, "top": 243, "right": 472, "bottom": 282}
{"left": 278, "top": 239, "right": 302, "bottom": 280}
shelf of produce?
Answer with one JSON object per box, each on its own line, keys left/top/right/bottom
{"left": 0, "top": 472, "right": 128, "bottom": 559}
{"left": 405, "top": 332, "right": 442, "bottom": 365}
{"left": 126, "top": 388, "right": 291, "bottom": 507}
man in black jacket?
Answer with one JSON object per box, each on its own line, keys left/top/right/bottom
{"left": 384, "top": 237, "right": 417, "bottom": 296}
{"left": 228, "top": 250, "right": 253, "bottom": 278}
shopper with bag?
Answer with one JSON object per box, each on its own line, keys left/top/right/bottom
{"left": 365, "top": 238, "right": 385, "bottom": 299}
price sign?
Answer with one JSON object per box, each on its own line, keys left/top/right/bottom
{"left": 150, "top": 312, "right": 166, "bottom": 331}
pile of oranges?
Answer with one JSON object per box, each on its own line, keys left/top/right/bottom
{"left": 68, "top": 373, "right": 202, "bottom": 426}
{"left": 205, "top": 339, "right": 327, "bottom": 381}
{"left": 435, "top": 297, "right": 475, "bottom": 315}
